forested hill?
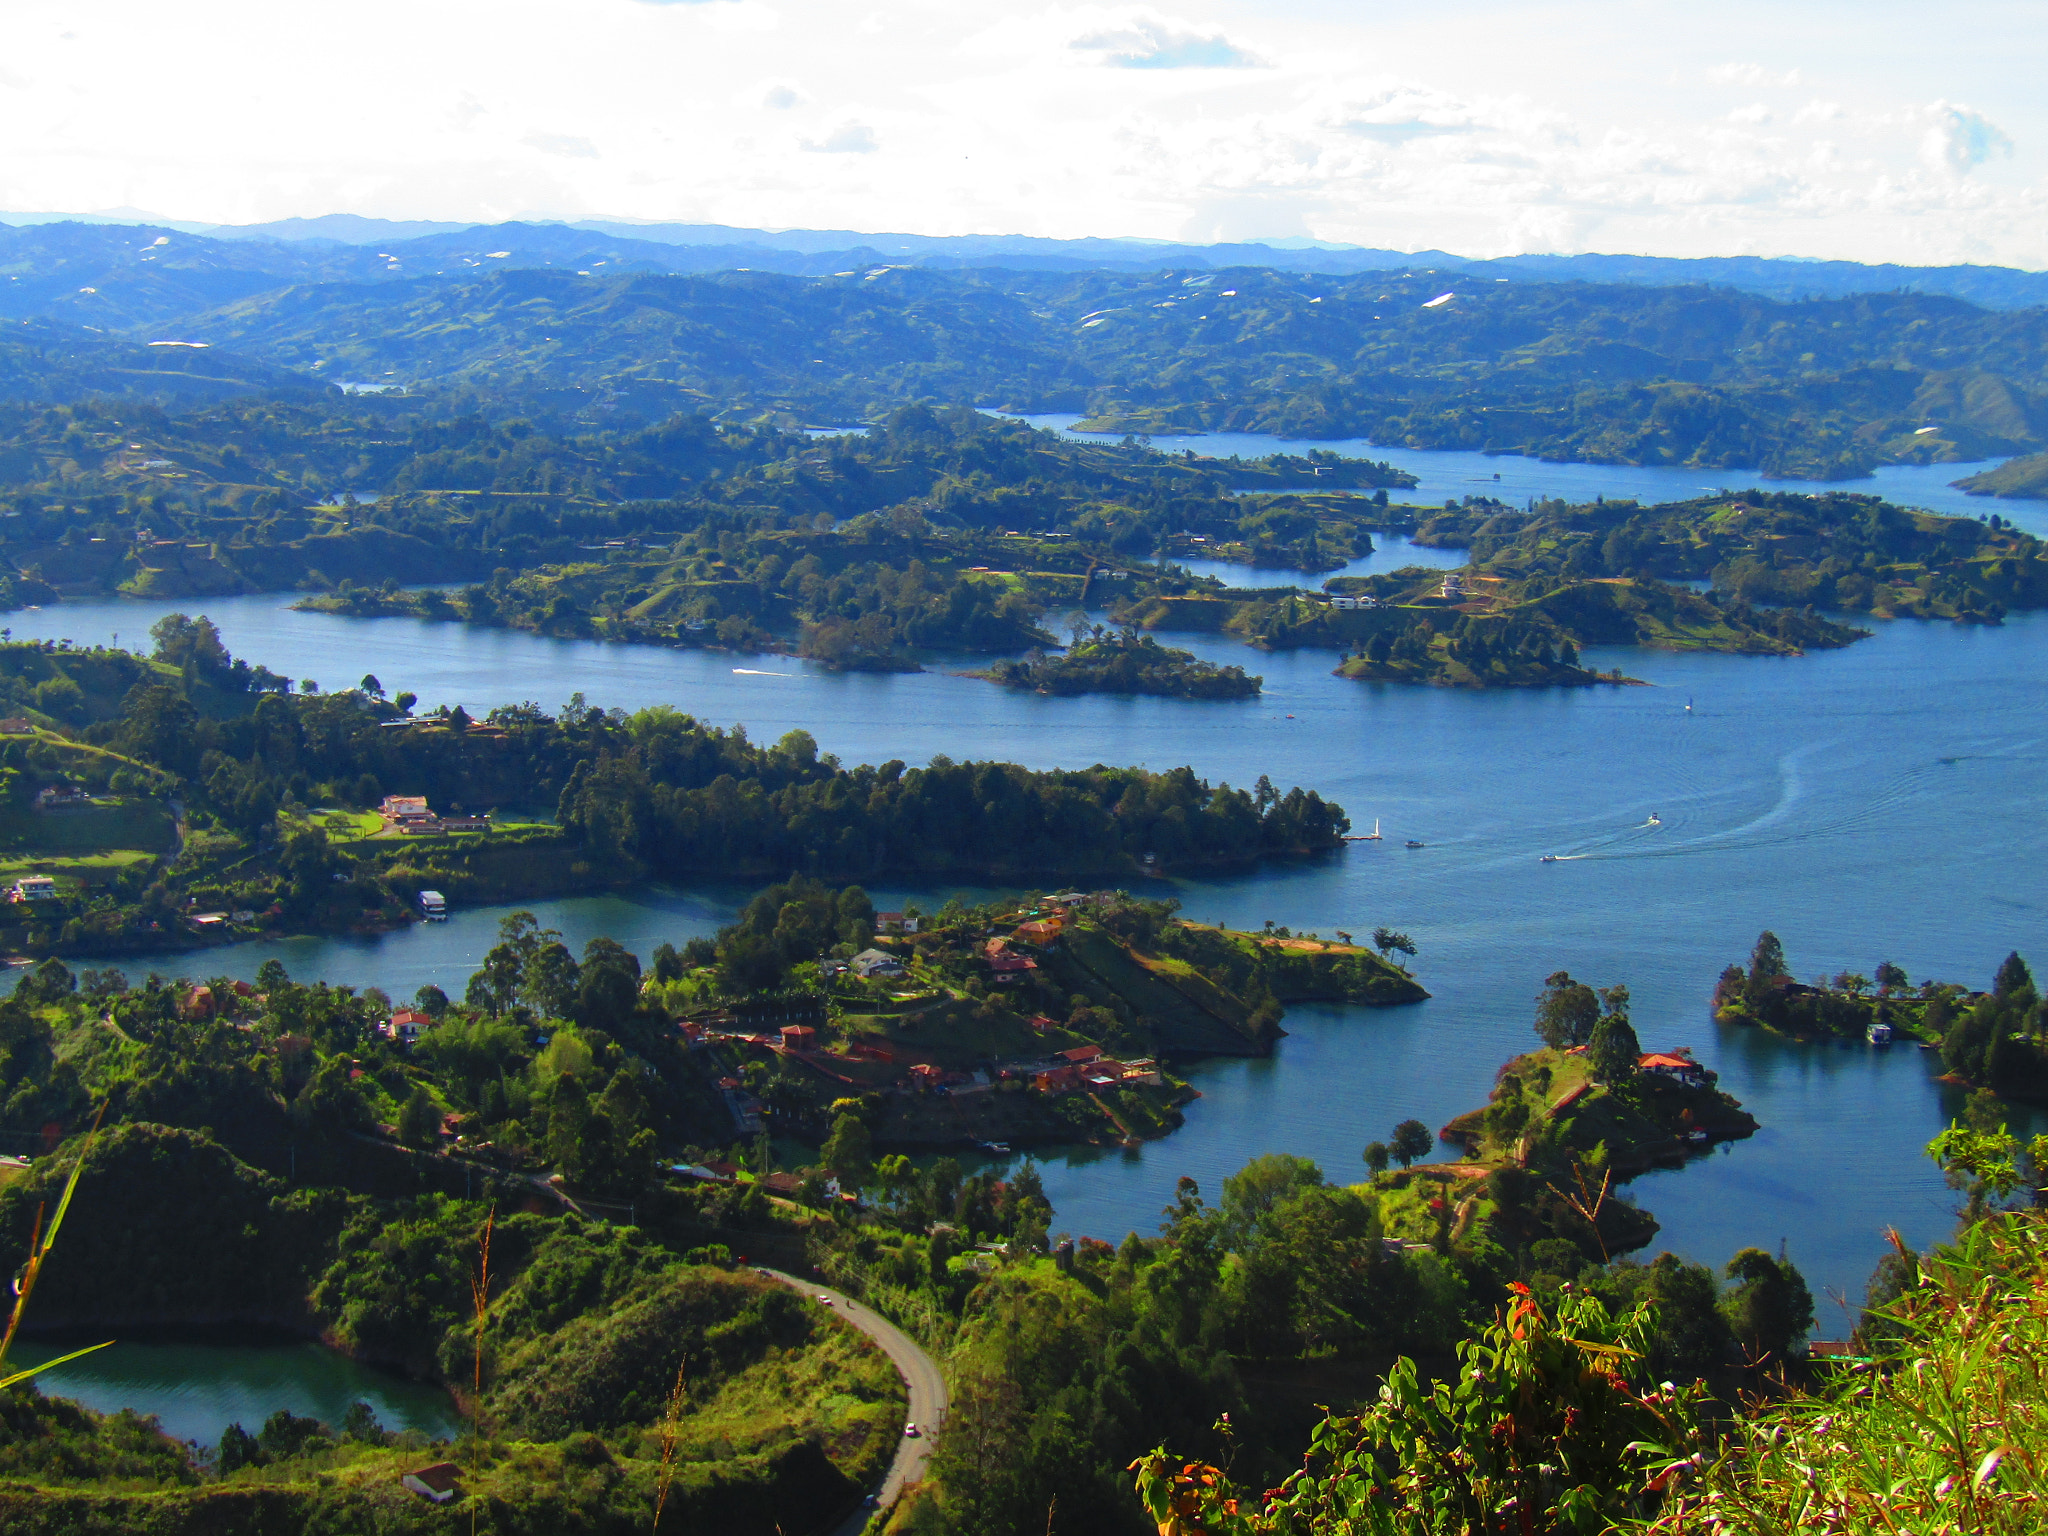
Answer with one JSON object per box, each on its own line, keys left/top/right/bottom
{"left": 157, "top": 266, "right": 2048, "bottom": 480}
{"left": 4, "top": 224, "right": 2048, "bottom": 477}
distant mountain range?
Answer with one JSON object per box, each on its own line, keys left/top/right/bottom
{"left": 5, "top": 211, "right": 2047, "bottom": 310}
{"left": 1, "top": 214, "right": 2044, "bottom": 483}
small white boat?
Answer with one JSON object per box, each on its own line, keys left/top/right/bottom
{"left": 1404, "top": 839, "right": 1426, "bottom": 849}
{"left": 1539, "top": 855, "right": 1560, "bottom": 863}
{"left": 1646, "top": 813, "right": 1662, "bottom": 826}
{"left": 1360, "top": 818, "right": 1383, "bottom": 841}
{"left": 1867, "top": 1022, "right": 1894, "bottom": 1046}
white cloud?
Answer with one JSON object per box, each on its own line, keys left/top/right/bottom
{"left": 523, "top": 132, "right": 598, "bottom": 159}
{"left": 803, "top": 123, "right": 878, "bottom": 153}
{"left": 0, "top": 0, "right": 2039, "bottom": 266}
{"left": 1919, "top": 101, "right": 2013, "bottom": 175}
{"left": 1707, "top": 62, "right": 1801, "bottom": 87}
{"left": 1070, "top": 17, "right": 1261, "bottom": 69}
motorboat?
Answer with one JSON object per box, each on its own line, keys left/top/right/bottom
{"left": 1539, "top": 855, "right": 1560, "bottom": 863}
{"left": 1404, "top": 839, "right": 1426, "bottom": 849}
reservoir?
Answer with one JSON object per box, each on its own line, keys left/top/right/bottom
{"left": 7, "top": 439, "right": 2044, "bottom": 1325}
{"left": 5, "top": 1336, "right": 461, "bottom": 1446}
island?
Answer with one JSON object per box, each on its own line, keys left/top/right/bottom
{"left": 980, "top": 625, "right": 1261, "bottom": 699}
{"left": 667, "top": 884, "right": 1427, "bottom": 1153}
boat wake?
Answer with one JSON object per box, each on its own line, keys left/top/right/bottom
{"left": 731, "top": 668, "right": 795, "bottom": 677}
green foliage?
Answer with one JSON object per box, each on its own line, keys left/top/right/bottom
{"left": 1134, "top": 1284, "right": 1707, "bottom": 1535}
{"left": 988, "top": 626, "right": 1261, "bottom": 699}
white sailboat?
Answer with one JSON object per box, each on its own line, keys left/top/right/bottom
{"left": 1361, "top": 818, "right": 1382, "bottom": 840}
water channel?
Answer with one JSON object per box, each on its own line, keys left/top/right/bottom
{"left": 5, "top": 1335, "right": 461, "bottom": 1446}
{"left": 7, "top": 432, "right": 2044, "bottom": 1356}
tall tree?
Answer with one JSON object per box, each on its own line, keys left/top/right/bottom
{"left": 1534, "top": 970, "right": 1600, "bottom": 1049}
{"left": 1389, "top": 1119, "right": 1433, "bottom": 1169}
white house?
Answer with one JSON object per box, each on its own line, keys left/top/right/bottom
{"left": 851, "top": 948, "right": 906, "bottom": 979}
{"left": 876, "top": 911, "right": 919, "bottom": 934}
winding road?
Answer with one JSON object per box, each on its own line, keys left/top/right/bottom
{"left": 761, "top": 1268, "right": 946, "bottom": 1532}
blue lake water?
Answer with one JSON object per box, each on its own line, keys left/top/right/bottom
{"left": 1002, "top": 413, "right": 2048, "bottom": 540}
{"left": 7, "top": 441, "right": 2046, "bottom": 1323}
{"left": 6, "top": 1336, "right": 461, "bottom": 1445}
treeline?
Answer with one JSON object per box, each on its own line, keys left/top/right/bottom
{"left": 1717, "top": 931, "right": 2048, "bottom": 1099}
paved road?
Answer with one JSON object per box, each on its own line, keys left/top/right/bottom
{"left": 762, "top": 1268, "right": 946, "bottom": 1531}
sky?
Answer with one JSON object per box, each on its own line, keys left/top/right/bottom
{"left": 0, "top": 0, "right": 2040, "bottom": 266}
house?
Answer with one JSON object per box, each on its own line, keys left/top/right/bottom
{"left": 987, "top": 952, "right": 1037, "bottom": 982}
{"left": 851, "top": 948, "right": 906, "bottom": 979}
{"left": 0, "top": 718, "right": 33, "bottom": 735}
{"left": 780, "top": 1024, "right": 818, "bottom": 1051}
{"left": 876, "top": 911, "right": 919, "bottom": 934}
{"left": 1060, "top": 1044, "right": 1104, "bottom": 1065}
{"left": 1637, "top": 1048, "right": 1710, "bottom": 1088}
{"left": 908, "top": 1062, "right": 947, "bottom": 1087}
{"left": 1117, "top": 1058, "right": 1165, "bottom": 1086}
{"left": 1015, "top": 918, "right": 1064, "bottom": 945}
{"left": 387, "top": 1008, "right": 435, "bottom": 1045}
{"left": 179, "top": 985, "right": 216, "bottom": 1020}
{"left": 10, "top": 876, "right": 59, "bottom": 903}
{"left": 759, "top": 1171, "right": 804, "bottom": 1197}
{"left": 1033, "top": 1064, "right": 1083, "bottom": 1094}
{"left": 1025, "top": 1014, "right": 1060, "bottom": 1033}
{"left": 1328, "top": 595, "right": 1362, "bottom": 610}
{"left": 402, "top": 1463, "right": 461, "bottom": 1503}
{"left": 379, "top": 795, "right": 437, "bottom": 829}
{"left": 33, "top": 785, "right": 93, "bottom": 812}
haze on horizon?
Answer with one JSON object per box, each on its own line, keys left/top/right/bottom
{"left": 0, "top": 0, "right": 2039, "bottom": 268}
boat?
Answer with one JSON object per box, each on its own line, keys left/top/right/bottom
{"left": 1646, "top": 813, "right": 1662, "bottom": 826}
{"left": 1866, "top": 1022, "right": 1894, "bottom": 1046}
{"left": 1539, "top": 855, "right": 1560, "bottom": 863}
{"left": 1404, "top": 839, "right": 1426, "bottom": 849}
{"left": 1361, "top": 818, "right": 1383, "bottom": 841}
{"left": 1685, "top": 697, "right": 1693, "bottom": 714}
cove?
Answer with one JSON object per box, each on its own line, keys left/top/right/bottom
{"left": 5, "top": 1335, "right": 462, "bottom": 1446}
{"left": 6, "top": 464, "right": 2045, "bottom": 1315}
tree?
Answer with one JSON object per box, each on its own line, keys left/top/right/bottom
{"left": 1362, "top": 1141, "right": 1390, "bottom": 1175}
{"left": 820, "top": 1111, "right": 874, "bottom": 1193}
{"left": 1993, "top": 951, "right": 2035, "bottom": 1001}
{"left": 1534, "top": 970, "right": 1600, "bottom": 1049}
{"left": 1371, "top": 926, "right": 1417, "bottom": 959}
{"left": 359, "top": 674, "right": 384, "bottom": 697}
{"left": 396, "top": 1086, "right": 440, "bottom": 1149}
{"left": 1720, "top": 1248, "right": 1814, "bottom": 1366}
{"left": 1588, "top": 1012, "right": 1642, "bottom": 1083}
{"left": 1389, "top": 1119, "right": 1432, "bottom": 1169}
{"left": 1748, "top": 930, "right": 1788, "bottom": 983}
{"left": 255, "top": 959, "right": 291, "bottom": 993}
{"left": 1875, "top": 961, "right": 1908, "bottom": 994}
{"left": 393, "top": 691, "right": 417, "bottom": 714}
{"left": 413, "top": 984, "right": 449, "bottom": 1018}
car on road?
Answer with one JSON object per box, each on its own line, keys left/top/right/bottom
{"left": 817, "top": 1295, "right": 834, "bottom": 1305}
{"left": 903, "top": 1423, "right": 920, "bottom": 1438}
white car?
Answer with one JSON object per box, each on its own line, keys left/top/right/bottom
{"left": 903, "top": 1423, "right": 920, "bottom": 1438}
{"left": 817, "top": 1295, "right": 834, "bottom": 1306}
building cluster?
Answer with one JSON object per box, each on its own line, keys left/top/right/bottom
{"left": 379, "top": 795, "right": 489, "bottom": 834}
